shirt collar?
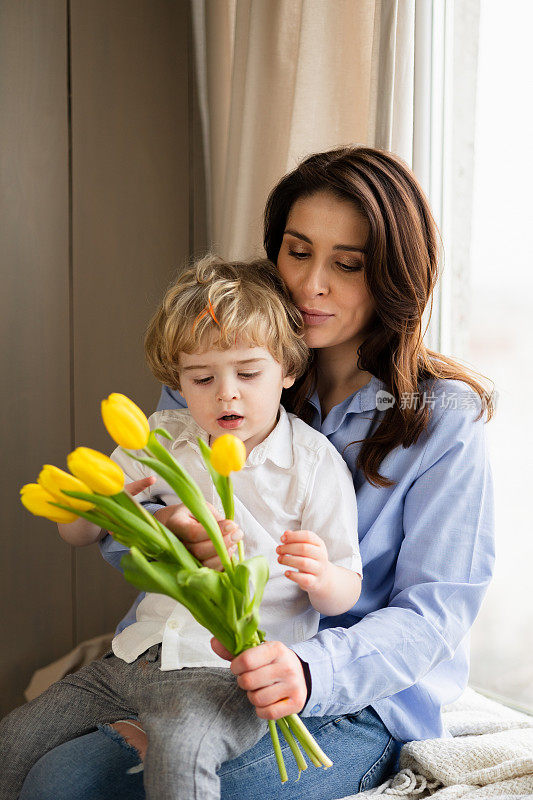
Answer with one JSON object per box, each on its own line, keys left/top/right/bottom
{"left": 307, "top": 374, "right": 386, "bottom": 432}
{"left": 170, "top": 406, "right": 293, "bottom": 470}
{"left": 245, "top": 405, "right": 293, "bottom": 470}
{"left": 170, "top": 409, "right": 209, "bottom": 456}
{"left": 347, "top": 374, "right": 386, "bottom": 414}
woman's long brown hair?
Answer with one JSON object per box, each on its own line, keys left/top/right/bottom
{"left": 264, "top": 146, "right": 494, "bottom": 487}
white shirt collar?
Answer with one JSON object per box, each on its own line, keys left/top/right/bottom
{"left": 245, "top": 405, "right": 293, "bottom": 470}
{"left": 170, "top": 406, "right": 293, "bottom": 471}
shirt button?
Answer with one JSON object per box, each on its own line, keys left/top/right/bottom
{"left": 167, "top": 621, "right": 178, "bottom": 630}
{"left": 311, "top": 704, "right": 321, "bottom": 714}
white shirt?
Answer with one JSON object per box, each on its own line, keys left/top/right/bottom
{"left": 110, "top": 406, "right": 361, "bottom": 670}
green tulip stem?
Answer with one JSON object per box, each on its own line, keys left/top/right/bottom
{"left": 285, "top": 717, "right": 321, "bottom": 768}
{"left": 277, "top": 718, "right": 307, "bottom": 777}
{"left": 48, "top": 502, "right": 115, "bottom": 533}
{"left": 211, "top": 471, "right": 244, "bottom": 564}
{"left": 113, "top": 489, "right": 202, "bottom": 570}
{"left": 60, "top": 490, "right": 199, "bottom": 570}
{"left": 268, "top": 721, "right": 287, "bottom": 783}
{"left": 286, "top": 714, "right": 333, "bottom": 769}
{"left": 49, "top": 503, "right": 166, "bottom": 562}
{"left": 236, "top": 540, "right": 245, "bottom": 563}
{"left": 223, "top": 476, "right": 245, "bottom": 563}
{"left": 113, "top": 489, "right": 160, "bottom": 533}
{"left": 222, "top": 475, "right": 234, "bottom": 520}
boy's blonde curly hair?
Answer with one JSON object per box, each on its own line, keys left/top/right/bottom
{"left": 145, "top": 254, "right": 309, "bottom": 391}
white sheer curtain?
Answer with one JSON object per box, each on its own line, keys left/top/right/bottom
{"left": 191, "top": 0, "right": 416, "bottom": 261}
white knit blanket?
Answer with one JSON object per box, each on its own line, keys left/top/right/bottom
{"left": 340, "top": 688, "right": 533, "bottom": 800}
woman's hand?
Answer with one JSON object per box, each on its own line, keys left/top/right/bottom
{"left": 210, "top": 638, "right": 308, "bottom": 719}
{"left": 154, "top": 503, "right": 242, "bottom": 570}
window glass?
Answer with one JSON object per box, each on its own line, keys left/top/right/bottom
{"left": 462, "top": 0, "right": 533, "bottom": 709}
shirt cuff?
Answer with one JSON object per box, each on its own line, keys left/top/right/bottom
{"left": 290, "top": 638, "right": 334, "bottom": 717}
{"left": 98, "top": 534, "right": 129, "bottom": 572}
{"left": 140, "top": 500, "right": 166, "bottom": 516}
{"left": 295, "top": 655, "right": 312, "bottom": 706}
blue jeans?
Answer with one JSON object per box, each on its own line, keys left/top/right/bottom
{"left": 19, "top": 707, "right": 400, "bottom": 800}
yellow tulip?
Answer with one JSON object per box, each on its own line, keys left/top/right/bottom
{"left": 210, "top": 434, "right": 246, "bottom": 477}
{"left": 67, "top": 447, "right": 124, "bottom": 495}
{"left": 101, "top": 393, "right": 150, "bottom": 449}
{"left": 20, "top": 483, "right": 78, "bottom": 524}
{"left": 38, "top": 465, "right": 95, "bottom": 512}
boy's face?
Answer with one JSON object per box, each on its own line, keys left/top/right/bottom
{"left": 177, "top": 341, "right": 295, "bottom": 455}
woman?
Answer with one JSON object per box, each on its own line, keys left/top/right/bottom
{"left": 19, "top": 147, "right": 495, "bottom": 799}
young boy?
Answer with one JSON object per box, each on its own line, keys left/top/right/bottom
{"left": 0, "top": 256, "right": 361, "bottom": 800}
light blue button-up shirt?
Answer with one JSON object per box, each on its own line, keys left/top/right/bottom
{"left": 100, "top": 375, "right": 494, "bottom": 743}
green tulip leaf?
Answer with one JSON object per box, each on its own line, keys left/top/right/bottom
{"left": 234, "top": 611, "right": 261, "bottom": 654}
{"left": 236, "top": 556, "right": 269, "bottom": 615}
{"left": 62, "top": 490, "right": 170, "bottom": 559}
{"left": 48, "top": 502, "right": 116, "bottom": 534}
{"left": 121, "top": 550, "right": 238, "bottom": 654}
{"left": 231, "top": 563, "right": 250, "bottom": 613}
{"left": 147, "top": 432, "right": 199, "bottom": 482}
{"left": 121, "top": 547, "right": 181, "bottom": 599}
{"left": 176, "top": 571, "right": 240, "bottom": 634}
{"left": 152, "top": 427, "right": 173, "bottom": 441}
{"left": 176, "top": 568, "right": 239, "bottom": 618}
{"left": 174, "top": 573, "right": 238, "bottom": 654}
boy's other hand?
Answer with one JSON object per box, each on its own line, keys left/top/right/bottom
{"left": 154, "top": 503, "right": 242, "bottom": 570}
{"left": 276, "top": 529, "right": 330, "bottom": 593}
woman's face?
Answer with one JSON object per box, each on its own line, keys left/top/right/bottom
{"left": 277, "top": 191, "right": 376, "bottom": 352}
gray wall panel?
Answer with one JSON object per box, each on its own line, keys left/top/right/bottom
{"left": 1, "top": 0, "right": 195, "bottom": 712}
{"left": 0, "top": 0, "right": 73, "bottom": 715}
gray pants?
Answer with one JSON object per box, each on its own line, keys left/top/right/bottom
{"left": 0, "top": 645, "right": 267, "bottom": 800}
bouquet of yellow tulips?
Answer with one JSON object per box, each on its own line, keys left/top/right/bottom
{"left": 20, "top": 393, "right": 332, "bottom": 782}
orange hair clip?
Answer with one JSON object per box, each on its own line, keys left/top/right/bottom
{"left": 192, "top": 299, "right": 220, "bottom": 332}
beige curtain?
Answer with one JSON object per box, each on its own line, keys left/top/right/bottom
{"left": 191, "top": 0, "right": 415, "bottom": 260}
